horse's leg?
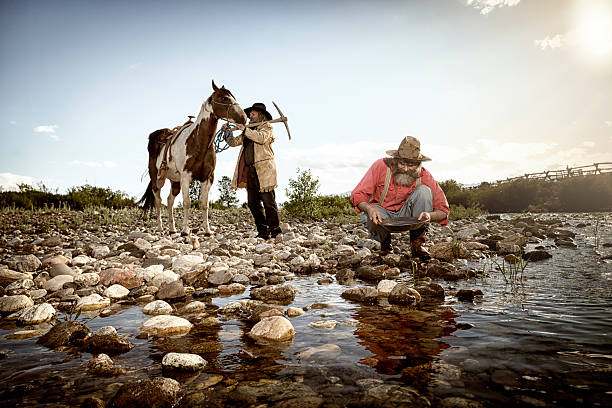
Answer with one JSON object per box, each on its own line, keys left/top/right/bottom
{"left": 180, "top": 174, "right": 192, "bottom": 236}
{"left": 200, "top": 178, "right": 214, "bottom": 235}
{"left": 168, "top": 181, "right": 180, "bottom": 233}
{"left": 153, "top": 188, "right": 163, "bottom": 232}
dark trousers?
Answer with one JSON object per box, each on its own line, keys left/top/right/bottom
{"left": 247, "top": 166, "right": 280, "bottom": 237}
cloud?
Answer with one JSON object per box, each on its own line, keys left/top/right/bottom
{"left": 605, "top": 121, "right": 612, "bottom": 127}
{"left": 9, "top": 120, "right": 16, "bottom": 125}
{"left": 70, "top": 160, "right": 118, "bottom": 168}
{"left": 535, "top": 34, "right": 565, "bottom": 50}
{"left": 0, "top": 173, "right": 35, "bottom": 192}
{"left": 34, "top": 124, "right": 60, "bottom": 141}
{"left": 466, "top": 0, "right": 521, "bottom": 15}
{"left": 582, "top": 141, "right": 595, "bottom": 147}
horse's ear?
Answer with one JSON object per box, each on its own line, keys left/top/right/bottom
{"left": 212, "top": 80, "right": 219, "bottom": 91}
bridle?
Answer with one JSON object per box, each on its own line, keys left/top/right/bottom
{"left": 211, "top": 93, "right": 241, "bottom": 153}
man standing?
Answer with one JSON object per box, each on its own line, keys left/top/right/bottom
{"left": 227, "top": 103, "right": 282, "bottom": 239}
{"left": 350, "top": 136, "right": 449, "bottom": 257}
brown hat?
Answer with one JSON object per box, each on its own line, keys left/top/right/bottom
{"left": 244, "top": 102, "right": 273, "bottom": 121}
{"left": 386, "top": 136, "right": 431, "bottom": 162}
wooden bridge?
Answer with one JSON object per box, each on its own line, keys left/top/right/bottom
{"left": 496, "top": 162, "right": 612, "bottom": 184}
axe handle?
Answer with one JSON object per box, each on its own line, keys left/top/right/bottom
{"left": 231, "top": 117, "right": 287, "bottom": 129}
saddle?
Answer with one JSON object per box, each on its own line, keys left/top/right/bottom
{"left": 156, "top": 116, "right": 195, "bottom": 189}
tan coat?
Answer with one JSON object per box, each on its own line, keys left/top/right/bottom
{"left": 229, "top": 122, "right": 278, "bottom": 192}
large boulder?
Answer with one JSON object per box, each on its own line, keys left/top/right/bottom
{"left": 0, "top": 294, "right": 34, "bottom": 313}
{"left": 250, "top": 284, "right": 295, "bottom": 303}
{"left": 9, "top": 303, "right": 56, "bottom": 324}
{"left": 37, "top": 321, "right": 92, "bottom": 349}
{"left": 4, "top": 254, "right": 41, "bottom": 272}
{"left": 162, "top": 352, "right": 207, "bottom": 371}
{"left": 388, "top": 283, "right": 421, "bottom": 305}
{"left": 340, "top": 286, "right": 378, "bottom": 303}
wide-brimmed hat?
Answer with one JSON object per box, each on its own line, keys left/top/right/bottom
{"left": 244, "top": 102, "right": 272, "bottom": 121}
{"left": 386, "top": 136, "right": 431, "bottom": 162}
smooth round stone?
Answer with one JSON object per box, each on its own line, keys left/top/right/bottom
{"left": 0, "top": 295, "right": 34, "bottom": 313}
{"left": 286, "top": 307, "right": 305, "bottom": 317}
{"left": 249, "top": 316, "right": 295, "bottom": 341}
{"left": 49, "top": 263, "right": 76, "bottom": 277}
{"left": 104, "top": 284, "right": 130, "bottom": 299}
{"left": 182, "top": 301, "right": 206, "bottom": 314}
{"left": 11, "top": 303, "right": 56, "bottom": 324}
{"left": 71, "top": 255, "right": 91, "bottom": 266}
{"left": 43, "top": 275, "right": 74, "bottom": 291}
{"left": 143, "top": 300, "right": 173, "bottom": 315}
{"left": 77, "top": 294, "right": 111, "bottom": 311}
{"left": 42, "top": 255, "right": 69, "bottom": 268}
{"left": 141, "top": 315, "right": 193, "bottom": 336}
{"left": 162, "top": 352, "right": 207, "bottom": 371}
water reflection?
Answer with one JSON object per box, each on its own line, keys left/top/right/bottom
{"left": 350, "top": 301, "right": 457, "bottom": 387}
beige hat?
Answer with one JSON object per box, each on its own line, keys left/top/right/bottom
{"left": 386, "top": 136, "right": 431, "bottom": 162}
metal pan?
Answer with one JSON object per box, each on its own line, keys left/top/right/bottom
{"left": 380, "top": 217, "right": 428, "bottom": 232}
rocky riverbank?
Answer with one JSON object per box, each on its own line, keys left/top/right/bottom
{"left": 0, "top": 208, "right": 607, "bottom": 407}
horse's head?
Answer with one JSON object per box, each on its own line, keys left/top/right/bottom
{"left": 210, "top": 80, "right": 247, "bottom": 125}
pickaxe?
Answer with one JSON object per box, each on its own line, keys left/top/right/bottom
{"left": 231, "top": 101, "right": 291, "bottom": 140}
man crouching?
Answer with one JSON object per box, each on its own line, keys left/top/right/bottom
{"left": 350, "top": 136, "right": 450, "bottom": 258}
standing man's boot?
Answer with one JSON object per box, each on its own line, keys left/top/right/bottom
{"left": 409, "top": 227, "right": 430, "bottom": 260}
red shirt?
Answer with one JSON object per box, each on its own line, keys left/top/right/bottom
{"left": 350, "top": 158, "right": 450, "bottom": 226}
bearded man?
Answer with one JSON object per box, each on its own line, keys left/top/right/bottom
{"left": 226, "top": 103, "right": 282, "bottom": 239}
{"left": 350, "top": 136, "right": 450, "bottom": 257}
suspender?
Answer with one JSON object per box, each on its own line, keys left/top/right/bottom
{"left": 376, "top": 167, "right": 421, "bottom": 207}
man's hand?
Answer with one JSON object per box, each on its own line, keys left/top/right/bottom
{"left": 234, "top": 124, "right": 245, "bottom": 131}
{"left": 366, "top": 206, "right": 383, "bottom": 224}
{"left": 417, "top": 212, "right": 431, "bottom": 223}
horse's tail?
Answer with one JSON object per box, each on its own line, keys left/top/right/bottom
{"left": 137, "top": 179, "right": 155, "bottom": 212}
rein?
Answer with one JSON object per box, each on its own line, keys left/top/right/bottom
{"left": 211, "top": 96, "right": 239, "bottom": 154}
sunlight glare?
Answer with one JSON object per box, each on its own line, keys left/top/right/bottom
{"left": 574, "top": 1, "right": 612, "bottom": 60}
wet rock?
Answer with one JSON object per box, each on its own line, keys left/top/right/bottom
{"left": 37, "top": 321, "right": 92, "bottom": 349}
{"left": 162, "top": 352, "right": 207, "bottom": 371}
{"left": 100, "top": 267, "right": 142, "bottom": 289}
{"left": 104, "top": 284, "right": 130, "bottom": 300}
{"left": 77, "top": 294, "right": 111, "bottom": 311}
{"left": 107, "top": 377, "right": 181, "bottom": 408}
{"left": 555, "top": 237, "right": 577, "bottom": 248}
{"left": 156, "top": 280, "right": 186, "bottom": 300}
{"left": 4, "top": 254, "right": 42, "bottom": 272}
{"left": 388, "top": 283, "right": 421, "bottom": 305}
{"left": 438, "top": 397, "right": 485, "bottom": 408}
{"left": 430, "top": 242, "right": 467, "bottom": 261}
{"left": 286, "top": 306, "right": 305, "bottom": 317}
{"left": 496, "top": 233, "right": 527, "bottom": 254}
{"left": 361, "top": 383, "right": 431, "bottom": 407}
{"left": 0, "top": 269, "right": 33, "bottom": 287}
{"left": 456, "top": 227, "right": 479, "bottom": 240}
{"left": 218, "top": 282, "right": 246, "bottom": 295}
{"left": 43, "top": 275, "right": 74, "bottom": 291}
{"left": 298, "top": 343, "right": 342, "bottom": 360}
{"left": 456, "top": 289, "right": 483, "bottom": 302}
{"left": 310, "top": 320, "right": 338, "bottom": 329}
{"left": 463, "top": 241, "right": 490, "bottom": 251}
{"left": 49, "top": 263, "right": 76, "bottom": 277}
{"left": 249, "top": 315, "right": 295, "bottom": 341}
{"left": 426, "top": 262, "right": 456, "bottom": 278}
{"left": 9, "top": 303, "right": 55, "bottom": 324}
{"left": 141, "top": 315, "right": 192, "bottom": 336}
{"left": 143, "top": 300, "right": 173, "bottom": 315}
{"left": 86, "top": 353, "right": 125, "bottom": 376}
{"left": 341, "top": 286, "right": 378, "bottom": 303}
{"left": 250, "top": 284, "right": 296, "bottom": 302}
{"left": 96, "top": 326, "right": 117, "bottom": 336}
{"left": 0, "top": 294, "right": 34, "bottom": 313}
{"left": 87, "top": 332, "right": 134, "bottom": 354}
{"left": 250, "top": 305, "right": 284, "bottom": 323}
{"left": 414, "top": 282, "right": 445, "bottom": 301}
{"left": 335, "top": 268, "right": 355, "bottom": 283}
{"left": 355, "top": 265, "right": 400, "bottom": 281}
{"left": 182, "top": 300, "right": 206, "bottom": 314}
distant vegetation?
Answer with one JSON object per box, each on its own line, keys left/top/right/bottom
{"left": 2, "top": 171, "right": 609, "bottom": 218}
{"left": 440, "top": 172, "right": 612, "bottom": 213}
{"left": 0, "top": 184, "right": 134, "bottom": 210}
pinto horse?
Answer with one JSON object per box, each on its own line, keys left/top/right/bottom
{"left": 138, "top": 80, "right": 247, "bottom": 235}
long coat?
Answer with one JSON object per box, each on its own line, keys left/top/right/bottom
{"left": 228, "top": 122, "right": 278, "bottom": 192}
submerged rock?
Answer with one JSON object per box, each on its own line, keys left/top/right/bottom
{"left": 86, "top": 332, "right": 135, "bottom": 354}
{"left": 87, "top": 353, "right": 125, "bottom": 376}
{"left": 107, "top": 377, "right": 181, "bottom": 408}
{"left": 37, "top": 321, "right": 92, "bottom": 349}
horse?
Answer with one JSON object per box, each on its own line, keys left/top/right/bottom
{"left": 138, "top": 80, "right": 247, "bottom": 235}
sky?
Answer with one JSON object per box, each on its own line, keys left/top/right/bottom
{"left": 1, "top": 0, "right": 611, "bottom": 204}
